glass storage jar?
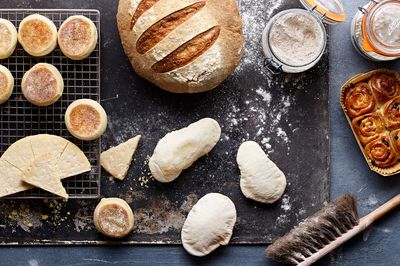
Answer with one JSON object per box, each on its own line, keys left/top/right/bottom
{"left": 262, "top": 0, "right": 346, "bottom": 74}
{"left": 351, "top": 0, "right": 400, "bottom": 61}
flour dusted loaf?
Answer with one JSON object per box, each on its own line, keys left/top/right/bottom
{"left": 117, "top": 0, "right": 244, "bottom": 93}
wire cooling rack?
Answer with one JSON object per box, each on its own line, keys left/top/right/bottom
{"left": 0, "top": 9, "right": 101, "bottom": 199}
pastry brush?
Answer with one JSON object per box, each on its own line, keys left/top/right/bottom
{"left": 266, "top": 194, "right": 400, "bottom": 265}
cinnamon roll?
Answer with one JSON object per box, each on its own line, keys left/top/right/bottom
{"left": 344, "top": 83, "right": 376, "bottom": 118}
{"left": 364, "top": 134, "right": 397, "bottom": 168}
{"left": 352, "top": 112, "right": 385, "bottom": 145}
{"left": 382, "top": 95, "right": 400, "bottom": 130}
{"left": 391, "top": 129, "right": 400, "bottom": 154}
{"left": 369, "top": 72, "right": 400, "bottom": 104}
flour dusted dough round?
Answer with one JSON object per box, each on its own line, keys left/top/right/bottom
{"left": 0, "top": 18, "right": 17, "bottom": 59}
{"left": 181, "top": 193, "right": 236, "bottom": 256}
{"left": 94, "top": 198, "right": 134, "bottom": 238}
{"left": 0, "top": 65, "right": 14, "bottom": 104}
{"left": 117, "top": 0, "right": 244, "bottom": 93}
{"left": 149, "top": 118, "right": 221, "bottom": 183}
{"left": 237, "top": 141, "right": 287, "bottom": 204}
{"left": 21, "top": 63, "right": 64, "bottom": 106}
{"left": 65, "top": 99, "right": 107, "bottom": 141}
{"left": 18, "top": 14, "right": 57, "bottom": 57}
{"left": 58, "top": 15, "right": 98, "bottom": 60}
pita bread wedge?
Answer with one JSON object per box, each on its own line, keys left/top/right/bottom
{"left": 0, "top": 159, "right": 32, "bottom": 197}
{"left": 0, "top": 134, "right": 91, "bottom": 198}
{"left": 22, "top": 155, "right": 68, "bottom": 199}
{"left": 100, "top": 135, "right": 141, "bottom": 180}
{"left": 58, "top": 142, "right": 91, "bottom": 178}
{"left": 2, "top": 135, "right": 34, "bottom": 172}
{"left": 30, "top": 134, "right": 68, "bottom": 159}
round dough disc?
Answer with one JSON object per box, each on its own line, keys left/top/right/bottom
{"left": 65, "top": 99, "right": 107, "bottom": 141}
{"left": 18, "top": 14, "right": 57, "bottom": 57}
{"left": 0, "top": 18, "right": 17, "bottom": 59}
{"left": 93, "top": 198, "right": 134, "bottom": 238}
{"left": 58, "top": 15, "right": 98, "bottom": 60}
{"left": 21, "top": 63, "right": 64, "bottom": 106}
{"left": 0, "top": 65, "right": 14, "bottom": 104}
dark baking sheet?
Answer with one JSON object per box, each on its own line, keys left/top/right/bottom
{"left": 0, "top": 0, "right": 329, "bottom": 244}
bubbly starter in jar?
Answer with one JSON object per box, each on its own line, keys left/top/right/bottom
{"left": 269, "top": 12, "right": 325, "bottom": 66}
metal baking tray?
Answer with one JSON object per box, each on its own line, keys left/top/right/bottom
{"left": 0, "top": 9, "right": 101, "bottom": 199}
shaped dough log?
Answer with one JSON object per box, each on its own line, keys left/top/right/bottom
{"left": 237, "top": 141, "right": 286, "bottom": 204}
{"left": 149, "top": 118, "right": 221, "bottom": 183}
{"left": 181, "top": 193, "right": 236, "bottom": 256}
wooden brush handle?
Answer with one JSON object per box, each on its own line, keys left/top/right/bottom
{"left": 298, "top": 194, "right": 400, "bottom": 266}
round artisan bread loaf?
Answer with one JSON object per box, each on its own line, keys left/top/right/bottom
{"left": 116, "top": 0, "right": 244, "bottom": 93}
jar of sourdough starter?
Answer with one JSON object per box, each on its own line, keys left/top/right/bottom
{"left": 351, "top": 0, "right": 400, "bottom": 61}
{"left": 262, "top": 0, "right": 346, "bottom": 74}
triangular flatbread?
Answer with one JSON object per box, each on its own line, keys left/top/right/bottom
{"left": 0, "top": 159, "right": 33, "bottom": 197}
{"left": 1, "top": 136, "right": 34, "bottom": 172}
{"left": 22, "top": 155, "right": 68, "bottom": 199}
{"left": 100, "top": 135, "right": 141, "bottom": 180}
{"left": 30, "top": 134, "right": 68, "bottom": 159}
{"left": 58, "top": 142, "right": 91, "bottom": 179}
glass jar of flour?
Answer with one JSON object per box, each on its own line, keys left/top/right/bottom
{"left": 262, "top": 0, "right": 346, "bottom": 74}
{"left": 351, "top": 0, "right": 400, "bottom": 61}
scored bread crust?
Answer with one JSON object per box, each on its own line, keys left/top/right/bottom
{"left": 0, "top": 18, "right": 18, "bottom": 59}
{"left": 21, "top": 63, "right": 64, "bottom": 106}
{"left": 18, "top": 14, "right": 57, "bottom": 57}
{"left": 117, "top": 0, "right": 244, "bottom": 93}
{"left": 0, "top": 65, "right": 14, "bottom": 104}
{"left": 58, "top": 15, "right": 98, "bottom": 60}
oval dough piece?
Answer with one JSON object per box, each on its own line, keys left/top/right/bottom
{"left": 0, "top": 65, "right": 14, "bottom": 104}
{"left": 237, "top": 141, "right": 287, "bottom": 204}
{"left": 0, "top": 18, "right": 17, "bottom": 59}
{"left": 93, "top": 198, "right": 134, "bottom": 238}
{"left": 18, "top": 14, "right": 57, "bottom": 57}
{"left": 65, "top": 99, "right": 108, "bottom": 141}
{"left": 181, "top": 193, "right": 236, "bottom": 257}
{"left": 58, "top": 15, "right": 98, "bottom": 60}
{"left": 21, "top": 63, "right": 64, "bottom": 106}
{"left": 149, "top": 118, "right": 221, "bottom": 183}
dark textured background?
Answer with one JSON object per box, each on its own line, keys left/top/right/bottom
{"left": 0, "top": 0, "right": 400, "bottom": 265}
{"left": 0, "top": 0, "right": 329, "bottom": 245}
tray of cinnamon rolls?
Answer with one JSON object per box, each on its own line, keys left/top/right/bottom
{"left": 341, "top": 69, "right": 400, "bottom": 176}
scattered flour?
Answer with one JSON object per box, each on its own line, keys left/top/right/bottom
{"left": 281, "top": 195, "right": 291, "bottom": 211}
{"left": 255, "top": 87, "right": 272, "bottom": 104}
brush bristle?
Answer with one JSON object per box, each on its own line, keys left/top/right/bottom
{"left": 266, "top": 194, "right": 359, "bottom": 265}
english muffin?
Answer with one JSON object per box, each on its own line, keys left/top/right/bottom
{"left": 21, "top": 63, "right": 64, "bottom": 106}
{"left": 58, "top": 15, "right": 98, "bottom": 60}
{"left": 0, "top": 65, "right": 14, "bottom": 104}
{"left": 93, "top": 198, "right": 134, "bottom": 238}
{"left": 0, "top": 18, "right": 17, "bottom": 59}
{"left": 18, "top": 14, "right": 57, "bottom": 57}
{"left": 65, "top": 99, "right": 107, "bottom": 141}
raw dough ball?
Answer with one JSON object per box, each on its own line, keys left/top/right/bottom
{"left": 65, "top": 99, "right": 107, "bottom": 141}
{"left": 149, "top": 118, "right": 221, "bottom": 183}
{"left": 181, "top": 193, "right": 236, "bottom": 256}
{"left": 21, "top": 63, "right": 64, "bottom": 106}
{"left": 237, "top": 141, "right": 287, "bottom": 204}
{"left": 0, "top": 65, "right": 14, "bottom": 104}
{"left": 18, "top": 14, "right": 57, "bottom": 57}
{"left": 93, "top": 198, "right": 134, "bottom": 238}
{"left": 58, "top": 15, "right": 98, "bottom": 60}
{"left": 0, "top": 18, "right": 17, "bottom": 59}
